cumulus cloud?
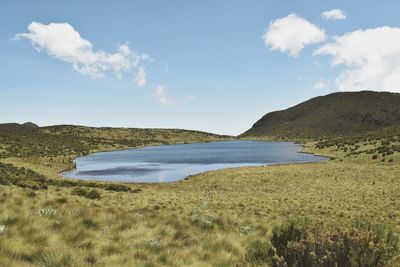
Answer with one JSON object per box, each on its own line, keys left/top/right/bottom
{"left": 134, "top": 67, "right": 146, "bottom": 86}
{"left": 263, "top": 14, "right": 326, "bottom": 57}
{"left": 14, "top": 22, "right": 149, "bottom": 79}
{"left": 154, "top": 86, "right": 196, "bottom": 106}
{"left": 155, "top": 86, "right": 175, "bottom": 106}
{"left": 321, "top": 9, "right": 346, "bottom": 20}
{"left": 314, "top": 26, "right": 400, "bottom": 92}
{"left": 313, "top": 79, "right": 329, "bottom": 90}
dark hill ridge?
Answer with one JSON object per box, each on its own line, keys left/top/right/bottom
{"left": 242, "top": 91, "right": 400, "bottom": 139}
{"left": 0, "top": 122, "right": 39, "bottom": 131}
{"left": 22, "top": 122, "right": 39, "bottom": 129}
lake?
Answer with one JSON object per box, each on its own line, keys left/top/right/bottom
{"left": 61, "top": 140, "right": 327, "bottom": 183}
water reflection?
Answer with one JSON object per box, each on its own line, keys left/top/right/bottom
{"left": 62, "top": 141, "right": 327, "bottom": 182}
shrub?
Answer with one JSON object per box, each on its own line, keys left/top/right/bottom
{"left": 71, "top": 187, "right": 88, "bottom": 197}
{"left": 242, "top": 221, "right": 399, "bottom": 267}
{"left": 85, "top": 189, "right": 101, "bottom": 199}
{"left": 82, "top": 218, "right": 98, "bottom": 229}
{"left": 274, "top": 222, "right": 398, "bottom": 267}
{"left": 103, "top": 183, "right": 131, "bottom": 192}
{"left": 72, "top": 187, "right": 101, "bottom": 199}
{"left": 56, "top": 197, "right": 68, "bottom": 204}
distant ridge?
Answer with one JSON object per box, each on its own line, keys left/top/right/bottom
{"left": 22, "top": 122, "right": 39, "bottom": 129}
{"left": 0, "top": 123, "right": 230, "bottom": 139}
{"left": 0, "top": 122, "right": 39, "bottom": 131}
{"left": 242, "top": 91, "right": 400, "bottom": 139}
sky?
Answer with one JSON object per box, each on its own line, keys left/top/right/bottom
{"left": 1, "top": 0, "right": 400, "bottom": 135}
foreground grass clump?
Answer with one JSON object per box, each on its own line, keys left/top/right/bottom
{"left": 242, "top": 221, "right": 399, "bottom": 267}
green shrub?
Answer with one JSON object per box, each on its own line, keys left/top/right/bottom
{"left": 71, "top": 187, "right": 88, "bottom": 197}
{"left": 72, "top": 187, "right": 101, "bottom": 199}
{"left": 274, "top": 222, "right": 398, "bottom": 267}
{"left": 85, "top": 189, "right": 101, "bottom": 199}
{"left": 242, "top": 221, "right": 399, "bottom": 267}
{"left": 82, "top": 218, "right": 98, "bottom": 229}
{"left": 103, "top": 183, "right": 131, "bottom": 192}
{"left": 56, "top": 197, "right": 68, "bottom": 204}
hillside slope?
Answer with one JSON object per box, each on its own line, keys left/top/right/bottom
{"left": 0, "top": 123, "right": 231, "bottom": 182}
{"left": 0, "top": 123, "right": 229, "bottom": 159}
{"left": 242, "top": 91, "right": 400, "bottom": 139}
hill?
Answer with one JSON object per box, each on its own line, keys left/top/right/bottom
{"left": 0, "top": 123, "right": 229, "bottom": 159}
{"left": 0, "top": 122, "right": 39, "bottom": 131}
{"left": 21, "top": 122, "right": 39, "bottom": 129}
{"left": 241, "top": 91, "right": 400, "bottom": 139}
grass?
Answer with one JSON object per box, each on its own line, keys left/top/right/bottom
{"left": 0, "top": 125, "right": 400, "bottom": 265}
{"left": 241, "top": 91, "right": 400, "bottom": 138}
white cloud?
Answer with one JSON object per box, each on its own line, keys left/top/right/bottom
{"left": 14, "top": 22, "right": 149, "bottom": 79}
{"left": 314, "top": 26, "right": 400, "bottom": 93}
{"left": 263, "top": 14, "right": 326, "bottom": 57}
{"left": 154, "top": 86, "right": 196, "bottom": 106}
{"left": 312, "top": 79, "right": 329, "bottom": 90}
{"left": 155, "top": 85, "right": 174, "bottom": 106}
{"left": 134, "top": 67, "right": 146, "bottom": 86}
{"left": 321, "top": 9, "right": 346, "bottom": 20}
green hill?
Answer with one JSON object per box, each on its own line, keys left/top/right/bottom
{"left": 21, "top": 122, "right": 39, "bottom": 129}
{"left": 241, "top": 91, "right": 400, "bottom": 139}
{"left": 0, "top": 123, "right": 229, "bottom": 159}
{"left": 0, "top": 122, "right": 39, "bottom": 131}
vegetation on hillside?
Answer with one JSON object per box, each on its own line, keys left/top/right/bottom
{"left": 0, "top": 123, "right": 230, "bottom": 180}
{"left": 0, "top": 121, "right": 400, "bottom": 265}
{"left": 0, "top": 123, "right": 228, "bottom": 158}
{"left": 242, "top": 91, "right": 400, "bottom": 139}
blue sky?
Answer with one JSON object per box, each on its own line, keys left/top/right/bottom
{"left": 1, "top": 0, "right": 399, "bottom": 135}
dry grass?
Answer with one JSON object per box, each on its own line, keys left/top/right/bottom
{"left": 0, "top": 135, "right": 400, "bottom": 266}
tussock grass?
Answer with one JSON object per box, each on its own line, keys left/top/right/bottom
{"left": 1, "top": 151, "right": 400, "bottom": 266}
{"left": 0, "top": 125, "right": 399, "bottom": 265}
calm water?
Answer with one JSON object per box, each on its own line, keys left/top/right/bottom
{"left": 61, "top": 141, "right": 327, "bottom": 183}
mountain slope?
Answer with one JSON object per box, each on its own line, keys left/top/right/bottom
{"left": 242, "top": 91, "right": 400, "bottom": 138}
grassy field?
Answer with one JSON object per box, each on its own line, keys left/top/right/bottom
{"left": 0, "top": 125, "right": 400, "bottom": 266}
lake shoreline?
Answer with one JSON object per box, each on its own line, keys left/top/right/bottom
{"left": 60, "top": 140, "right": 328, "bottom": 184}
{"left": 58, "top": 138, "right": 236, "bottom": 175}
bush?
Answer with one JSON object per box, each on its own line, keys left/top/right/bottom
{"left": 103, "top": 183, "right": 131, "bottom": 192}
{"left": 273, "top": 222, "right": 398, "bottom": 267}
{"left": 71, "top": 187, "right": 101, "bottom": 199}
{"left": 71, "top": 187, "right": 88, "bottom": 197}
{"left": 242, "top": 221, "right": 399, "bottom": 267}
{"left": 85, "top": 189, "right": 101, "bottom": 199}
